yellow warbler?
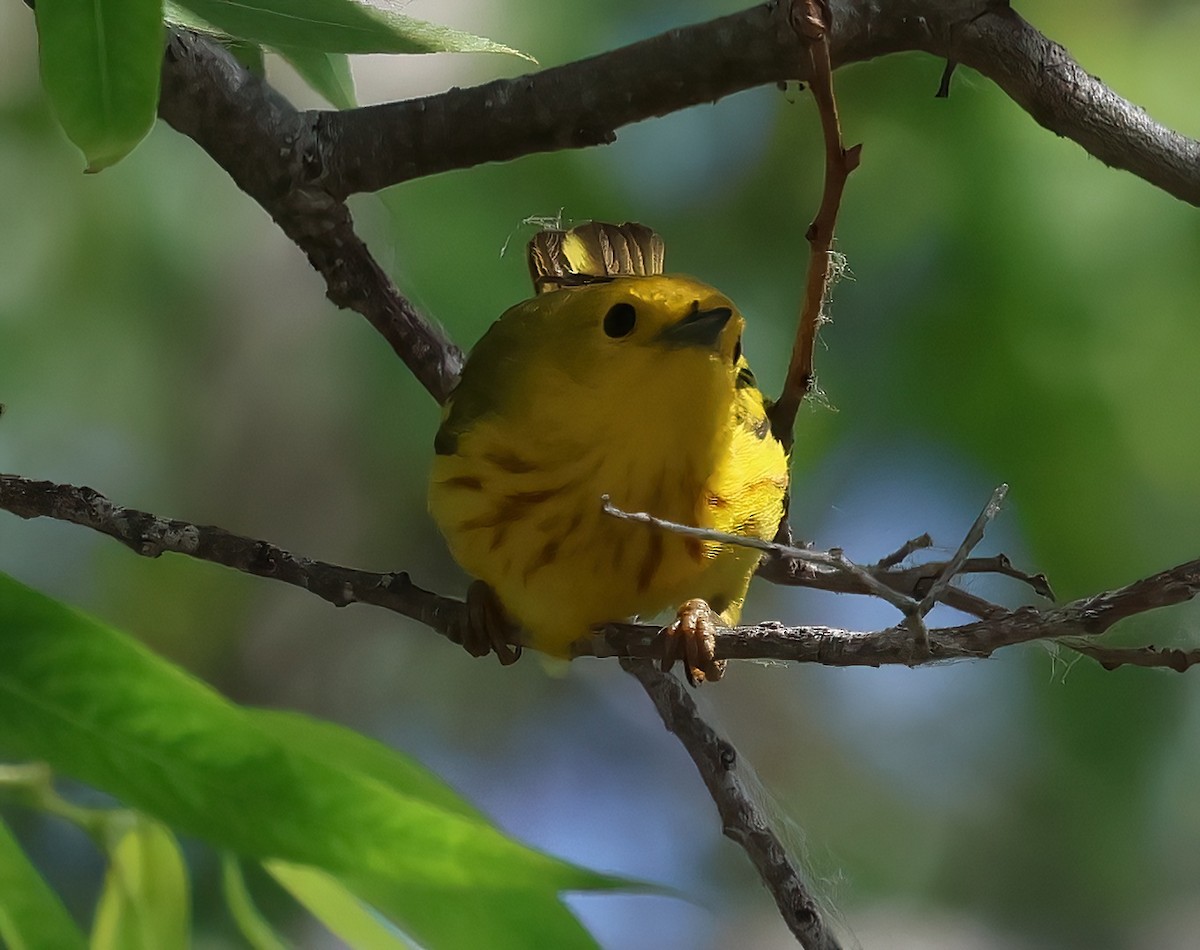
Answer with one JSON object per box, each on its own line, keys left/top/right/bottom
{"left": 428, "top": 222, "right": 788, "bottom": 682}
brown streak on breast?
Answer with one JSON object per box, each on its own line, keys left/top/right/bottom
{"left": 484, "top": 449, "right": 537, "bottom": 474}
{"left": 524, "top": 536, "right": 562, "bottom": 581}
{"left": 441, "top": 475, "right": 484, "bottom": 491}
{"left": 457, "top": 483, "right": 572, "bottom": 535}
{"left": 458, "top": 496, "right": 519, "bottom": 533}
{"left": 637, "top": 531, "right": 664, "bottom": 594}
{"left": 749, "top": 472, "right": 789, "bottom": 493}
{"left": 611, "top": 531, "right": 627, "bottom": 570}
{"left": 508, "top": 485, "right": 566, "bottom": 506}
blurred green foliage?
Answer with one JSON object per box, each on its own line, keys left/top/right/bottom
{"left": 2, "top": 0, "right": 1199, "bottom": 947}
{"left": 0, "top": 573, "right": 625, "bottom": 947}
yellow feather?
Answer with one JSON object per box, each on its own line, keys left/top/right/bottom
{"left": 429, "top": 233, "right": 788, "bottom": 659}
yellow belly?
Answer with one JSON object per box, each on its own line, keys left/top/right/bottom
{"left": 429, "top": 391, "right": 787, "bottom": 657}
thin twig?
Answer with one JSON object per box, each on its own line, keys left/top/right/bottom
{"left": 769, "top": 0, "right": 862, "bottom": 449}
{"left": 915, "top": 484, "right": 1008, "bottom": 617}
{"left": 620, "top": 658, "right": 843, "bottom": 950}
{"left": 601, "top": 496, "right": 919, "bottom": 615}
{"left": 876, "top": 533, "right": 933, "bottom": 569}
{"left": 606, "top": 486, "right": 1026, "bottom": 655}
{"left": 601, "top": 495, "right": 1044, "bottom": 630}
{"left": 758, "top": 552, "right": 1054, "bottom": 610}
{"left": 1056, "top": 640, "right": 1200, "bottom": 672}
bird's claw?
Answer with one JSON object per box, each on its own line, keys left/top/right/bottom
{"left": 456, "top": 580, "right": 522, "bottom": 665}
{"left": 661, "top": 598, "right": 726, "bottom": 686}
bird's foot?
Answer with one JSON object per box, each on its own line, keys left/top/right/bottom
{"left": 661, "top": 598, "right": 726, "bottom": 686}
{"left": 453, "top": 580, "right": 522, "bottom": 665}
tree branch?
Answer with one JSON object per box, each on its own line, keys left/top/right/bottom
{"left": 592, "top": 560, "right": 1200, "bottom": 670}
{"left": 935, "top": 2, "right": 1200, "bottom": 206}
{"left": 620, "top": 658, "right": 842, "bottom": 950}
{"left": 156, "top": 29, "right": 462, "bottom": 404}
{"left": 3, "top": 474, "right": 1195, "bottom": 673}
{"left": 770, "top": 0, "right": 861, "bottom": 449}
{"left": 0, "top": 475, "right": 471, "bottom": 650}
{"left": 292, "top": 0, "right": 1200, "bottom": 206}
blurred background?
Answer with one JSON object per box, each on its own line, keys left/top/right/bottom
{"left": 2, "top": 0, "right": 1199, "bottom": 947}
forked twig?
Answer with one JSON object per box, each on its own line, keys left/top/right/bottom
{"left": 601, "top": 496, "right": 918, "bottom": 616}
{"left": 876, "top": 533, "right": 934, "bottom": 568}
{"left": 603, "top": 484, "right": 1023, "bottom": 654}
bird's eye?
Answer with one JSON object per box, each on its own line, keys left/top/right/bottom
{"left": 603, "top": 302, "right": 637, "bottom": 338}
{"left": 733, "top": 335, "right": 743, "bottom": 364}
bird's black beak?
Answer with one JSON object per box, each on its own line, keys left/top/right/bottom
{"left": 658, "top": 306, "right": 733, "bottom": 350}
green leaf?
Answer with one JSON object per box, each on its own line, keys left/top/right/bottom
{"left": 221, "top": 855, "right": 289, "bottom": 950}
{"left": 245, "top": 708, "right": 484, "bottom": 822}
{"left": 275, "top": 48, "right": 356, "bottom": 109}
{"left": 90, "top": 814, "right": 190, "bottom": 950}
{"left": 171, "top": 0, "right": 534, "bottom": 59}
{"left": 249, "top": 712, "right": 610, "bottom": 949}
{"left": 353, "top": 878, "right": 604, "bottom": 950}
{"left": 0, "top": 816, "right": 87, "bottom": 950}
{"left": 34, "top": 0, "right": 165, "bottom": 171}
{"left": 0, "top": 573, "right": 629, "bottom": 949}
{"left": 162, "top": 3, "right": 267, "bottom": 77}
{"left": 162, "top": 0, "right": 216, "bottom": 33}
{"left": 267, "top": 861, "right": 414, "bottom": 950}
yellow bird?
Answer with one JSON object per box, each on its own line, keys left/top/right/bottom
{"left": 428, "top": 222, "right": 788, "bottom": 683}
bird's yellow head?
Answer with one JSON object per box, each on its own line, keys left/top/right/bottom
{"left": 546, "top": 274, "right": 743, "bottom": 363}
{"left": 504, "top": 275, "right": 746, "bottom": 427}
{"left": 436, "top": 273, "right": 754, "bottom": 466}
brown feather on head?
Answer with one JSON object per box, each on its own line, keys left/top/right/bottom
{"left": 527, "top": 221, "right": 665, "bottom": 294}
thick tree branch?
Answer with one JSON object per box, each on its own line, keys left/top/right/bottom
{"left": 3, "top": 474, "right": 1195, "bottom": 673}
{"left": 293, "top": 0, "right": 1200, "bottom": 205}
{"left": 156, "top": 30, "right": 462, "bottom": 403}
{"left": 315, "top": 3, "right": 802, "bottom": 197}
{"left": 936, "top": 3, "right": 1200, "bottom": 206}
{"left": 0, "top": 475, "right": 472, "bottom": 650}
{"left": 621, "top": 658, "right": 842, "bottom": 950}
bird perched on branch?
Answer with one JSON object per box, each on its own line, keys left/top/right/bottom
{"left": 428, "top": 221, "right": 788, "bottom": 683}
